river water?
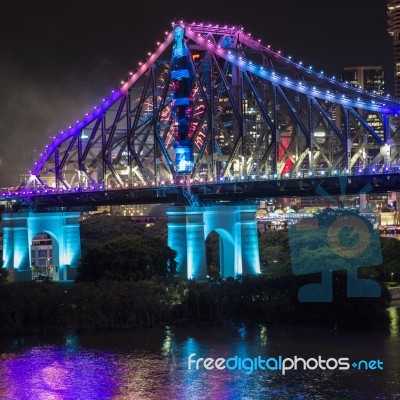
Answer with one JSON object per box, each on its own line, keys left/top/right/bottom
{"left": 0, "top": 307, "right": 399, "bottom": 400}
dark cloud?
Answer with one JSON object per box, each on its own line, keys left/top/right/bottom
{"left": 0, "top": 0, "right": 393, "bottom": 186}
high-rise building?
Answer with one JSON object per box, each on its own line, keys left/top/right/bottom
{"left": 341, "top": 66, "right": 385, "bottom": 94}
{"left": 388, "top": 0, "right": 400, "bottom": 98}
{"left": 341, "top": 66, "right": 385, "bottom": 137}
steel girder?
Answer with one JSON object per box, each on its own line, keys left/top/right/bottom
{"left": 26, "top": 21, "right": 400, "bottom": 190}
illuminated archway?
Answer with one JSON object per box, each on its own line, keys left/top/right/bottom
{"left": 205, "top": 228, "right": 235, "bottom": 279}
{"left": 205, "top": 230, "right": 220, "bottom": 278}
{"left": 30, "top": 231, "right": 61, "bottom": 281}
{"left": 167, "top": 205, "right": 260, "bottom": 280}
{"left": 2, "top": 212, "right": 81, "bottom": 282}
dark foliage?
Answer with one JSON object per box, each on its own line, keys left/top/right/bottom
{"left": 258, "top": 229, "right": 291, "bottom": 276}
{"left": 76, "top": 234, "right": 177, "bottom": 282}
{"left": 205, "top": 231, "right": 220, "bottom": 278}
{"left": 0, "top": 275, "right": 392, "bottom": 335}
{"left": 80, "top": 214, "right": 146, "bottom": 255}
{"left": 0, "top": 261, "right": 8, "bottom": 284}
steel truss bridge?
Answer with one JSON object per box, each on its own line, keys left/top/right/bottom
{"left": 1, "top": 173, "right": 400, "bottom": 212}
{"left": 14, "top": 20, "right": 400, "bottom": 207}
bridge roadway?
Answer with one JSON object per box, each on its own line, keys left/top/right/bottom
{"left": 2, "top": 172, "right": 400, "bottom": 212}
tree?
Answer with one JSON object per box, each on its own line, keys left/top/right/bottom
{"left": 76, "top": 234, "right": 177, "bottom": 282}
{"left": 366, "top": 236, "right": 400, "bottom": 280}
{"left": 258, "top": 230, "right": 292, "bottom": 276}
{"left": 145, "top": 220, "right": 168, "bottom": 242}
{"left": 0, "top": 260, "right": 8, "bottom": 284}
{"left": 80, "top": 214, "right": 146, "bottom": 255}
{"left": 205, "top": 231, "right": 220, "bottom": 278}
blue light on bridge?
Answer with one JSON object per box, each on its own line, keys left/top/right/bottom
{"left": 167, "top": 206, "right": 260, "bottom": 280}
{"left": 175, "top": 144, "right": 194, "bottom": 174}
{"left": 171, "top": 26, "right": 195, "bottom": 174}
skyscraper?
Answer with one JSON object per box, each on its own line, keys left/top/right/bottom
{"left": 388, "top": 0, "right": 400, "bottom": 98}
{"left": 341, "top": 66, "right": 385, "bottom": 95}
{"left": 341, "top": 66, "right": 385, "bottom": 136}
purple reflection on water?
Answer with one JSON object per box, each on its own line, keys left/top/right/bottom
{"left": 0, "top": 346, "right": 117, "bottom": 400}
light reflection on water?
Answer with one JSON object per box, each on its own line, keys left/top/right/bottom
{"left": 0, "top": 346, "right": 117, "bottom": 399}
{"left": 0, "top": 308, "right": 399, "bottom": 400}
{"left": 389, "top": 306, "right": 399, "bottom": 337}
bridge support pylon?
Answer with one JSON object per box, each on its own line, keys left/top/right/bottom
{"left": 167, "top": 205, "right": 261, "bottom": 280}
{"left": 2, "top": 211, "right": 81, "bottom": 282}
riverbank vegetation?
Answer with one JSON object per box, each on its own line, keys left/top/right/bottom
{"left": 0, "top": 274, "right": 391, "bottom": 335}
{"left": 0, "top": 215, "right": 396, "bottom": 335}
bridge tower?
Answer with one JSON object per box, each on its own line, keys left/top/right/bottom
{"left": 167, "top": 205, "right": 260, "bottom": 279}
{"left": 2, "top": 212, "right": 81, "bottom": 282}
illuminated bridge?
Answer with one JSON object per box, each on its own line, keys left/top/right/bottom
{"left": 19, "top": 21, "right": 400, "bottom": 192}
{"left": 3, "top": 20, "right": 400, "bottom": 282}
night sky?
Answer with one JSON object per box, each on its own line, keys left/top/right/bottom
{"left": 0, "top": 0, "right": 393, "bottom": 187}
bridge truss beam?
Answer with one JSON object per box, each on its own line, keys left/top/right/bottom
{"left": 26, "top": 21, "right": 400, "bottom": 190}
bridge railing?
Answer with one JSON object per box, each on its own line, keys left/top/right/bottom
{"left": 2, "top": 167, "right": 400, "bottom": 198}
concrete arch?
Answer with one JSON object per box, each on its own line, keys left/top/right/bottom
{"left": 30, "top": 230, "right": 60, "bottom": 280}
{"left": 2, "top": 212, "right": 81, "bottom": 282}
{"left": 205, "top": 228, "right": 235, "bottom": 278}
{"left": 167, "top": 205, "right": 261, "bottom": 280}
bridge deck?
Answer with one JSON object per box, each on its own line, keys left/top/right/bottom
{"left": 2, "top": 173, "right": 400, "bottom": 211}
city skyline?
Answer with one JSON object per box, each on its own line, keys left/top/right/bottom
{"left": 0, "top": 0, "right": 394, "bottom": 187}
